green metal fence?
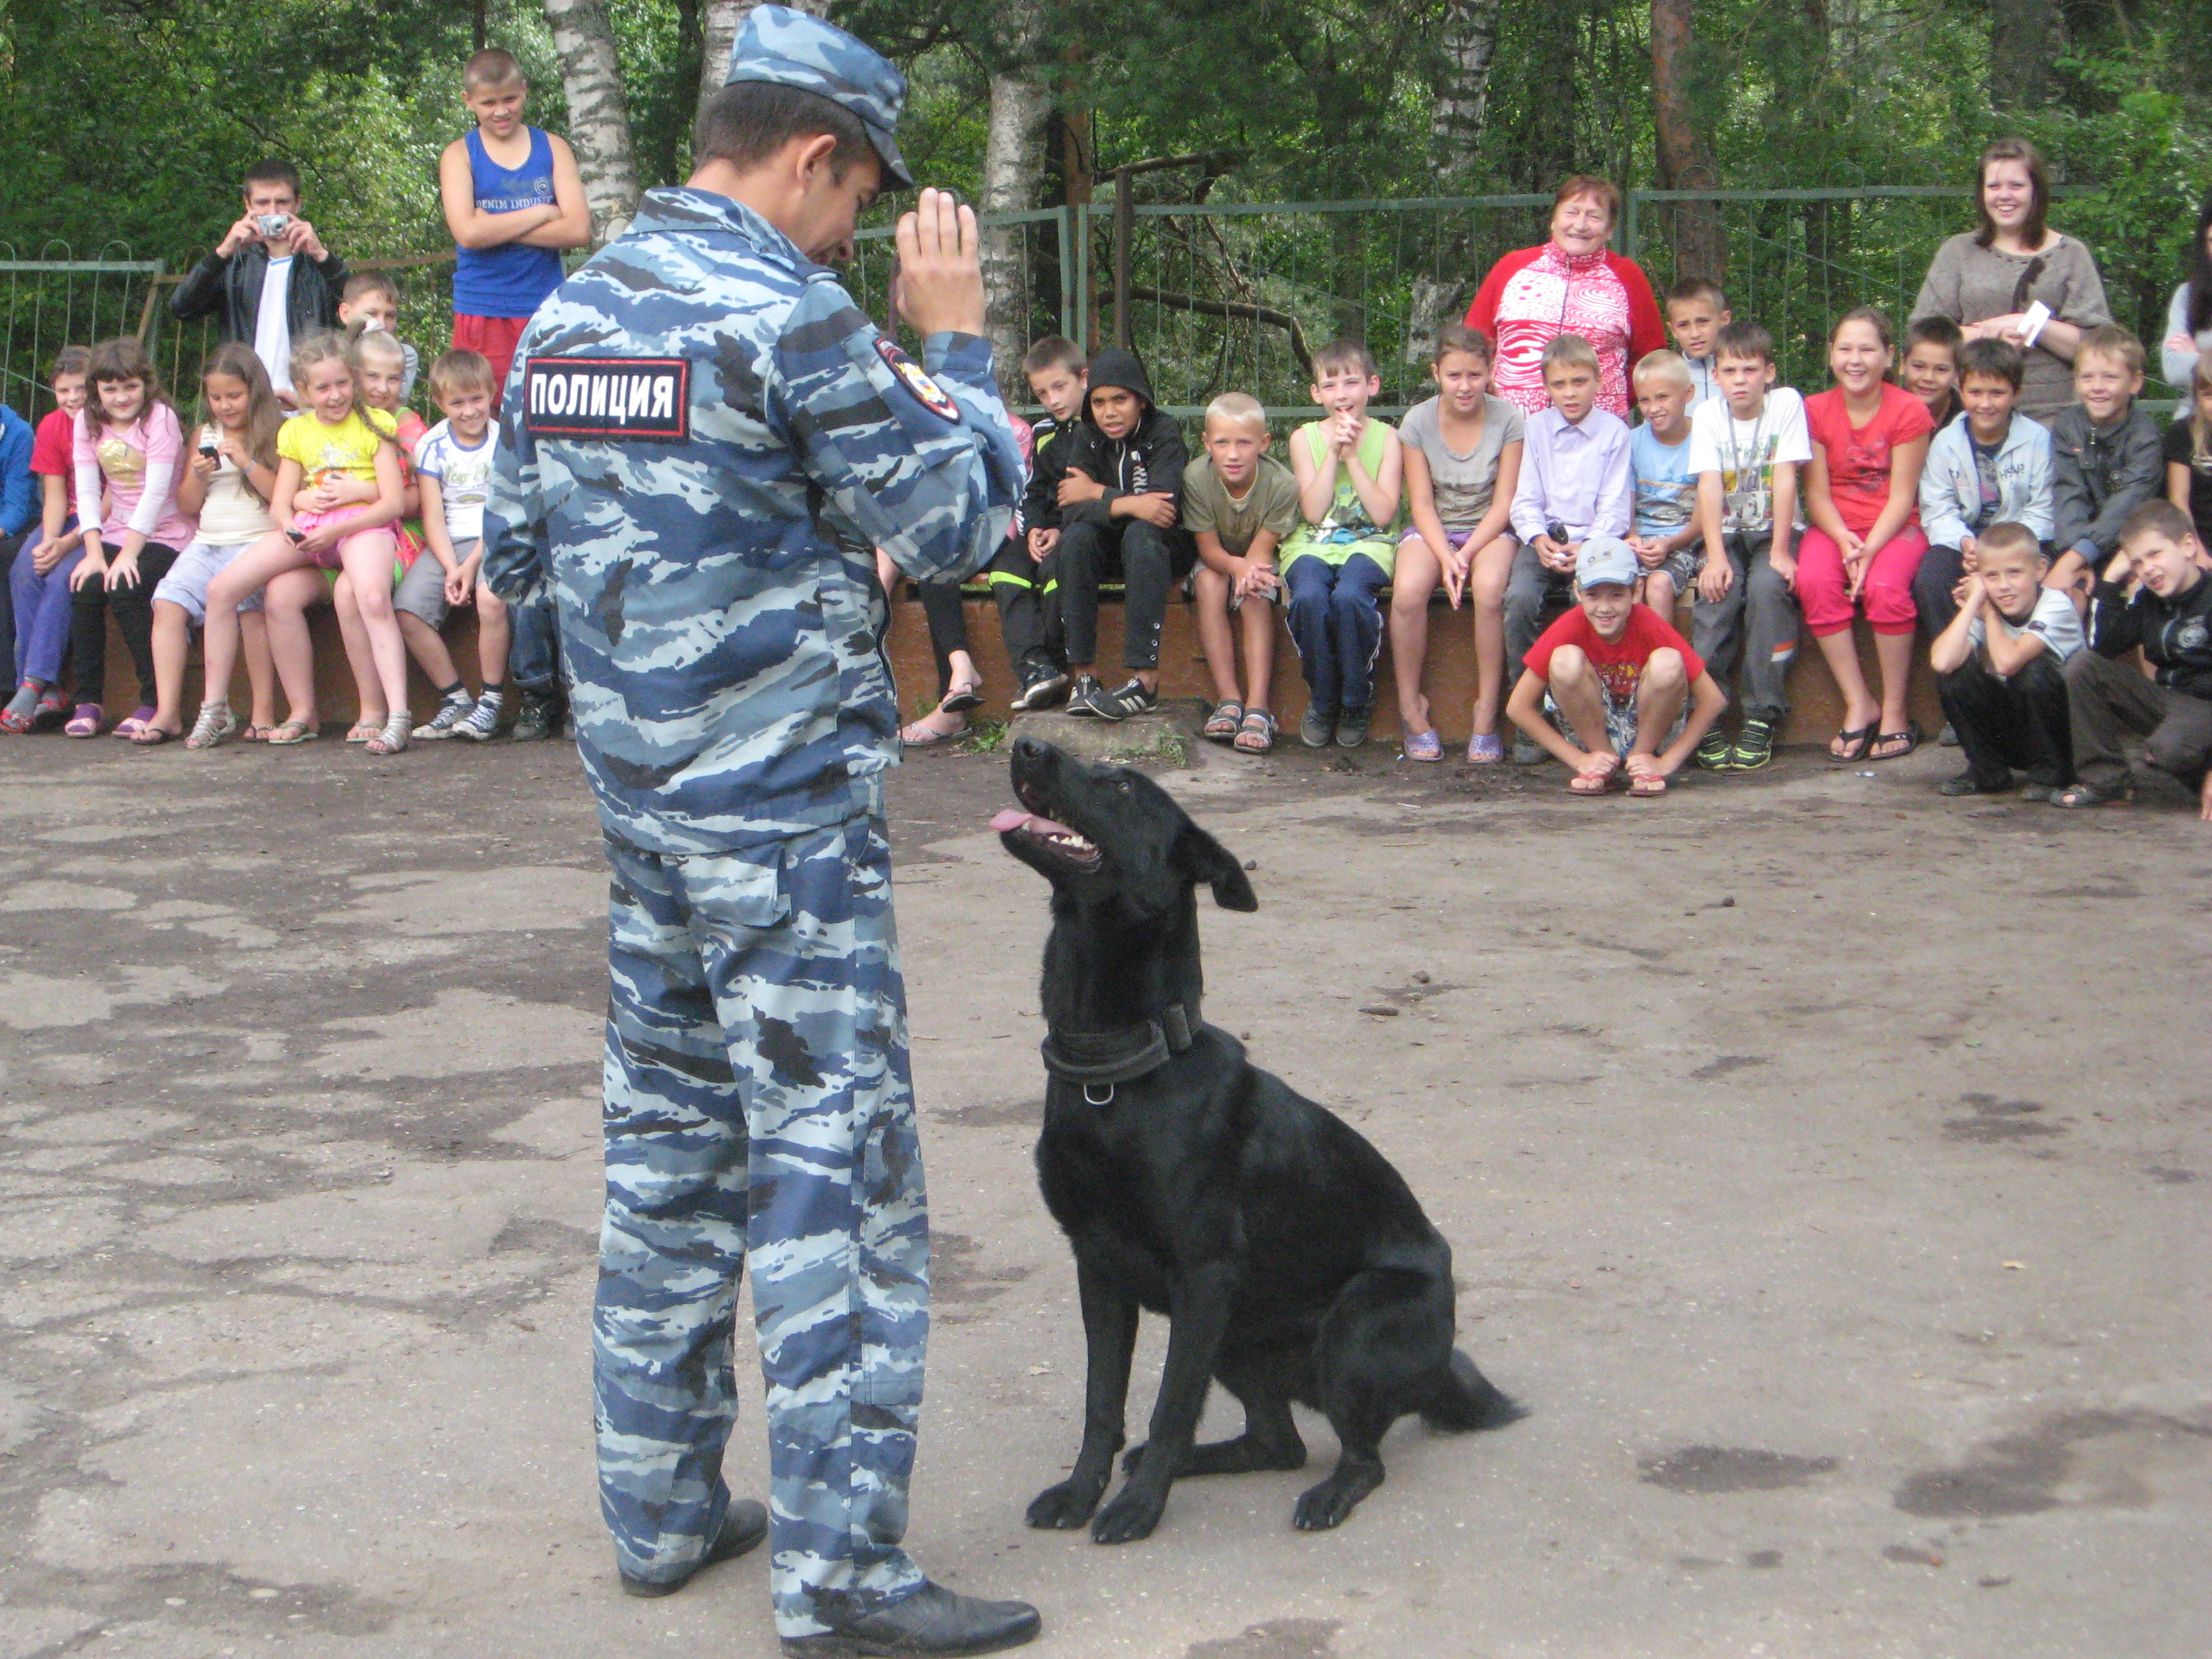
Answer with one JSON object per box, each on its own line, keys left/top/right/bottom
{"left": 4, "top": 189, "right": 2172, "bottom": 431}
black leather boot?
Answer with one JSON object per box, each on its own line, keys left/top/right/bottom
{"left": 780, "top": 1581, "right": 1041, "bottom": 1656}
{"left": 616, "top": 1498, "right": 769, "bottom": 1598}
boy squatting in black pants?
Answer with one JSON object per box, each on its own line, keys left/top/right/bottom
{"left": 1045, "top": 349, "right": 1195, "bottom": 720}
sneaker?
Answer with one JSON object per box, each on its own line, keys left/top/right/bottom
{"left": 1011, "top": 660, "right": 1069, "bottom": 711}
{"left": 411, "top": 691, "right": 475, "bottom": 740}
{"left": 1299, "top": 708, "right": 1334, "bottom": 749}
{"left": 1938, "top": 770, "right": 2013, "bottom": 796}
{"left": 1938, "top": 722, "right": 1960, "bottom": 747}
{"left": 1694, "top": 728, "right": 1733, "bottom": 771}
{"left": 1727, "top": 714, "right": 1779, "bottom": 772}
{"left": 454, "top": 695, "right": 505, "bottom": 741}
{"left": 511, "top": 693, "right": 557, "bottom": 742}
{"left": 1335, "top": 706, "right": 1370, "bottom": 747}
{"left": 1063, "top": 675, "right": 1109, "bottom": 718}
{"left": 1100, "top": 678, "right": 1157, "bottom": 720}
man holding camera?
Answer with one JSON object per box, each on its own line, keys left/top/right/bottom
{"left": 170, "top": 160, "right": 350, "bottom": 407}
{"left": 482, "top": 9, "right": 1035, "bottom": 1655}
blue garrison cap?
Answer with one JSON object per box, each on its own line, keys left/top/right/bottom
{"left": 726, "top": 4, "right": 914, "bottom": 189}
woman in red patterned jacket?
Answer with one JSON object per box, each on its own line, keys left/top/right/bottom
{"left": 1465, "top": 176, "right": 1668, "bottom": 421}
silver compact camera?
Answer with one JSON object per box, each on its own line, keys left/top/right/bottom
{"left": 256, "top": 213, "right": 291, "bottom": 238}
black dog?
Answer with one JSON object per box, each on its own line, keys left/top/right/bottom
{"left": 993, "top": 737, "right": 1519, "bottom": 1544}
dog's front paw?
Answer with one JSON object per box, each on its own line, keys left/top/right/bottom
{"left": 1089, "top": 1486, "right": 1166, "bottom": 1545}
{"left": 1025, "top": 1478, "right": 1105, "bottom": 1530}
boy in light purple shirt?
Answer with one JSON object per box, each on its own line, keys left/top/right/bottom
{"left": 1506, "top": 333, "right": 1632, "bottom": 756}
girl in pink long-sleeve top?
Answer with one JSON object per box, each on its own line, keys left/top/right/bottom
{"left": 63, "top": 337, "right": 198, "bottom": 738}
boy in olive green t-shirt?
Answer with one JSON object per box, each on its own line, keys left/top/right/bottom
{"left": 1185, "top": 392, "right": 1300, "bottom": 753}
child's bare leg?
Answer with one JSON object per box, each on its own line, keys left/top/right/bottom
{"left": 202, "top": 533, "right": 306, "bottom": 711}
{"left": 1629, "top": 648, "right": 1687, "bottom": 762}
{"left": 1388, "top": 541, "right": 1442, "bottom": 734}
{"left": 476, "top": 585, "right": 511, "bottom": 687}
{"left": 1192, "top": 567, "right": 1241, "bottom": 704}
{"left": 1238, "top": 595, "right": 1275, "bottom": 711}
{"left": 1468, "top": 534, "right": 1516, "bottom": 735}
{"left": 1873, "top": 629, "right": 1916, "bottom": 742}
{"left": 261, "top": 569, "right": 326, "bottom": 728}
{"left": 331, "top": 573, "right": 385, "bottom": 728}
{"left": 1644, "top": 570, "right": 1679, "bottom": 616}
{"left": 1546, "top": 647, "right": 1610, "bottom": 765}
{"left": 400, "top": 609, "right": 463, "bottom": 690}
{"left": 338, "top": 535, "right": 411, "bottom": 724}
{"left": 1813, "top": 626, "right": 1879, "bottom": 749}
{"left": 147, "top": 600, "right": 192, "bottom": 734}
{"left": 945, "top": 648, "right": 980, "bottom": 697}
{"left": 240, "top": 611, "right": 279, "bottom": 730}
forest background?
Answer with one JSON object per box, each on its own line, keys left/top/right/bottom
{"left": 1, "top": 0, "right": 2206, "bottom": 409}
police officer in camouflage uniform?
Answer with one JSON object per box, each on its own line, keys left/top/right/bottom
{"left": 481, "top": 10, "right": 1038, "bottom": 1654}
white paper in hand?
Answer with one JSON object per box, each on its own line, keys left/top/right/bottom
{"left": 2016, "top": 301, "right": 2052, "bottom": 350}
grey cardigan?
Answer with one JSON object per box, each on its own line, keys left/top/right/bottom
{"left": 1912, "top": 232, "right": 2112, "bottom": 423}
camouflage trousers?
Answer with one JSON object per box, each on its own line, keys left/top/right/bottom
{"left": 595, "top": 814, "right": 929, "bottom": 1636}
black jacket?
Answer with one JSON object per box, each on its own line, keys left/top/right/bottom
{"left": 1021, "top": 411, "right": 1078, "bottom": 535}
{"left": 1056, "top": 349, "right": 1188, "bottom": 529}
{"left": 169, "top": 241, "right": 350, "bottom": 347}
{"left": 2088, "top": 567, "right": 2212, "bottom": 699}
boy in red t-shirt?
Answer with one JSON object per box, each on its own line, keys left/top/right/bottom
{"left": 1, "top": 346, "right": 93, "bottom": 732}
{"left": 1507, "top": 534, "right": 1726, "bottom": 796}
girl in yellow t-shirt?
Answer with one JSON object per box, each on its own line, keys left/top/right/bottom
{"left": 200, "top": 331, "right": 412, "bottom": 753}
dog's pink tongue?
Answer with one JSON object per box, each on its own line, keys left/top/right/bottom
{"left": 991, "top": 808, "right": 1076, "bottom": 837}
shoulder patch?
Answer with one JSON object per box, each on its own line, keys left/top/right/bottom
{"left": 874, "top": 337, "right": 961, "bottom": 423}
{"left": 523, "top": 356, "right": 689, "bottom": 441}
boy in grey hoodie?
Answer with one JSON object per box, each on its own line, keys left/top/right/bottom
{"left": 1915, "top": 338, "right": 2055, "bottom": 636}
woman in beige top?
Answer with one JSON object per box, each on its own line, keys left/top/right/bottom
{"left": 1912, "top": 138, "right": 2112, "bottom": 423}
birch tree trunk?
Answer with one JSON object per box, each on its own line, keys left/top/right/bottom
{"left": 1651, "top": 0, "right": 1726, "bottom": 282}
{"left": 542, "top": 0, "right": 642, "bottom": 245}
{"left": 700, "top": 0, "right": 830, "bottom": 120}
{"left": 981, "top": 7, "right": 1052, "bottom": 400}
{"left": 1407, "top": 0, "right": 1503, "bottom": 365}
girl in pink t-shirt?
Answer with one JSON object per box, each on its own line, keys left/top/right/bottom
{"left": 64, "top": 337, "right": 199, "bottom": 738}
{"left": 1801, "top": 307, "right": 1936, "bottom": 762}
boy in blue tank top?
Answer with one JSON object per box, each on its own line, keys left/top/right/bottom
{"left": 439, "top": 48, "right": 591, "bottom": 398}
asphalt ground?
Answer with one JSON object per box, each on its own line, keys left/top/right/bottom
{"left": 1, "top": 727, "right": 2206, "bottom": 1659}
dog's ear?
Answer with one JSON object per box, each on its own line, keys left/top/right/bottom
{"left": 1174, "top": 821, "right": 1257, "bottom": 912}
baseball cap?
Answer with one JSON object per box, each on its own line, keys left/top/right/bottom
{"left": 726, "top": 4, "right": 914, "bottom": 190}
{"left": 1575, "top": 534, "right": 1640, "bottom": 589}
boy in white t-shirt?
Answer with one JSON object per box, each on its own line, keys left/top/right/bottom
{"left": 1928, "top": 520, "right": 2081, "bottom": 799}
{"left": 401, "top": 349, "right": 509, "bottom": 739}
{"left": 1687, "top": 319, "right": 1811, "bottom": 772}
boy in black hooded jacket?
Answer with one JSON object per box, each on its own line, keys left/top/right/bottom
{"left": 1049, "top": 348, "right": 1196, "bottom": 719}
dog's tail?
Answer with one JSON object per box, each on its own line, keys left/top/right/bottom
{"left": 1419, "top": 1349, "right": 1526, "bottom": 1434}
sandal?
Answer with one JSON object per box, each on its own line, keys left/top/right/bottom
{"left": 365, "top": 713, "right": 410, "bottom": 756}
{"left": 1465, "top": 732, "right": 1503, "bottom": 765}
{"left": 33, "top": 690, "right": 66, "bottom": 727}
{"left": 112, "top": 705, "right": 156, "bottom": 740}
{"left": 1829, "top": 724, "right": 1874, "bottom": 762}
{"left": 1403, "top": 727, "right": 1444, "bottom": 763}
{"left": 898, "top": 714, "right": 966, "bottom": 747}
{"left": 2051, "top": 783, "right": 2120, "bottom": 809}
{"left": 938, "top": 676, "right": 985, "bottom": 716}
{"left": 1232, "top": 709, "right": 1277, "bottom": 755}
{"left": 1568, "top": 770, "right": 1613, "bottom": 796}
{"left": 344, "top": 720, "right": 380, "bottom": 744}
{"left": 0, "top": 706, "right": 32, "bottom": 735}
{"left": 1203, "top": 699, "right": 1244, "bottom": 742}
{"left": 266, "top": 719, "right": 320, "bottom": 745}
{"left": 64, "top": 704, "right": 104, "bottom": 739}
{"left": 1869, "top": 719, "right": 1923, "bottom": 762}
{"left": 240, "top": 724, "right": 273, "bottom": 742}
{"left": 1628, "top": 773, "right": 1668, "bottom": 797}
{"left": 130, "top": 724, "right": 176, "bottom": 747}
{"left": 185, "top": 702, "right": 235, "bottom": 750}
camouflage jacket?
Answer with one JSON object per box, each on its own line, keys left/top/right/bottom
{"left": 483, "top": 186, "right": 1022, "bottom": 854}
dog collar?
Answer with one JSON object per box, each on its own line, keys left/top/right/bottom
{"left": 1040, "top": 1001, "right": 1198, "bottom": 1101}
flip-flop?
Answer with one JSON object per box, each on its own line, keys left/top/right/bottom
{"left": 1628, "top": 772, "right": 1668, "bottom": 797}
{"left": 1869, "top": 719, "right": 1923, "bottom": 762}
{"left": 129, "top": 725, "right": 176, "bottom": 747}
{"left": 240, "top": 725, "right": 273, "bottom": 742}
{"left": 1568, "top": 771, "right": 1612, "bottom": 796}
{"left": 344, "top": 721, "right": 379, "bottom": 744}
{"left": 899, "top": 717, "right": 966, "bottom": 747}
{"left": 938, "top": 679, "right": 985, "bottom": 716}
{"left": 1403, "top": 727, "right": 1444, "bottom": 762}
{"left": 267, "top": 720, "right": 320, "bottom": 745}
{"left": 1829, "top": 724, "right": 1874, "bottom": 762}
{"left": 112, "top": 705, "right": 156, "bottom": 739}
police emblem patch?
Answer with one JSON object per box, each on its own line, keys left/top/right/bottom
{"left": 524, "top": 356, "right": 690, "bottom": 440}
{"left": 875, "top": 337, "right": 961, "bottom": 422}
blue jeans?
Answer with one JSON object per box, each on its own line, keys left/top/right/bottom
{"left": 508, "top": 591, "right": 562, "bottom": 696}
{"left": 9, "top": 525, "right": 82, "bottom": 685}
{"left": 1284, "top": 552, "right": 1389, "bottom": 716}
